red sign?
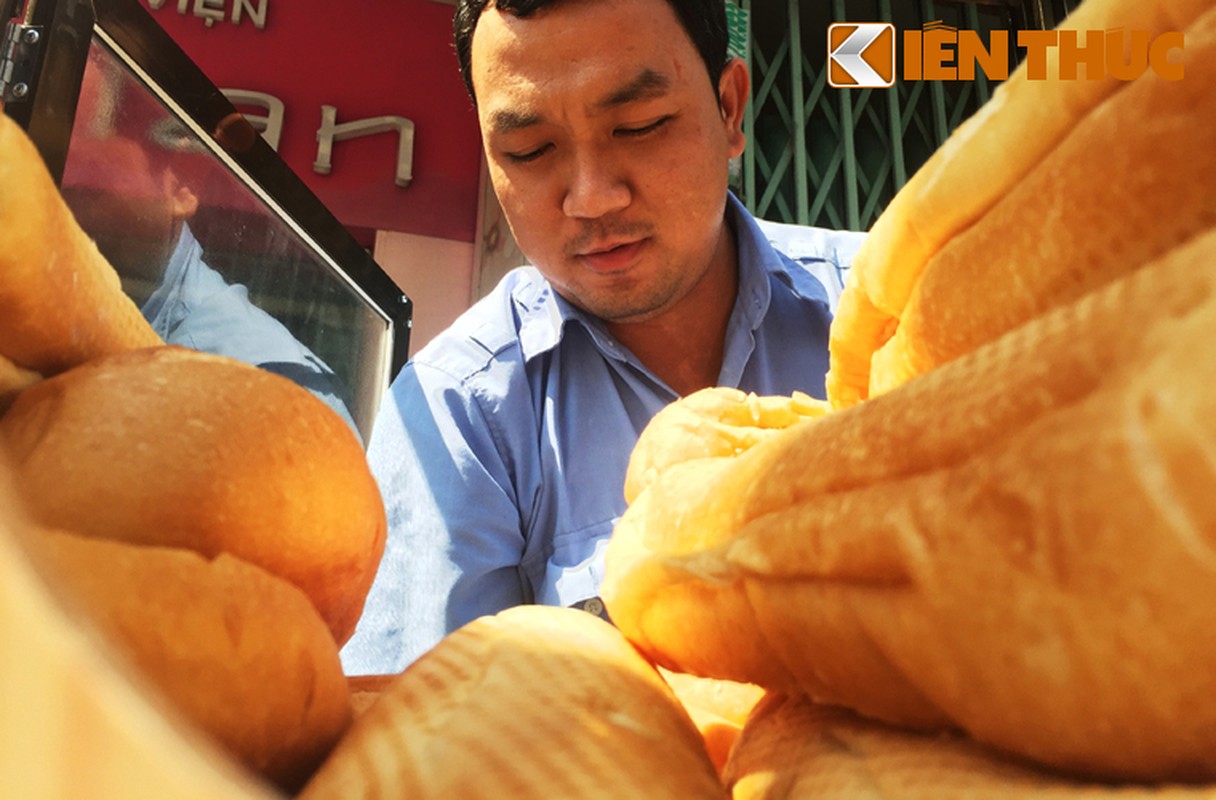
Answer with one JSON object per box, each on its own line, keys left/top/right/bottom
{"left": 142, "top": 0, "right": 483, "bottom": 242}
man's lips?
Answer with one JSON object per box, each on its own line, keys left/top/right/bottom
{"left": 575, "top": 239, "right": 647, "bottom": 273}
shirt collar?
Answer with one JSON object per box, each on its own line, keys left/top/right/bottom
{"left": 727, "top": 191, "right": 777, "bottom": 331}
{"left": 512, "top": 192, "right": 784, "bottom": 363}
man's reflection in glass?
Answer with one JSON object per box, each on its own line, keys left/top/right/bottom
{"left": 62, "top": 53, "right": 360, "bottom": 438}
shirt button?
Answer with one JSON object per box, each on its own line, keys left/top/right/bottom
{"left": 584, "top": 598, "right": 605, "bottom": 617}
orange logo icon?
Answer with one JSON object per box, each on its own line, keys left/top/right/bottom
{"left": 827, "top": 23, "right": 896, "bottom": 88}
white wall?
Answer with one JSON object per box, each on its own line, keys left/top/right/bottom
{"left": 372, "top": 160, "right": 525, "bottom": 358}
{"left": 372, "top": 230, "right": 476, "bottom": 357}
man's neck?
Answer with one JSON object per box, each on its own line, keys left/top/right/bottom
{"left": 605, "top": 222, "right": 740, "bottom": 397}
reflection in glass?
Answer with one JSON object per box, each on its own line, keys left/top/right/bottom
{"left": 58, "top": 39, "right": 391, "bottom": 443}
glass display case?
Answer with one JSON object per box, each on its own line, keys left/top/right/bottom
{"left": 2, "top": 0, "right": 411, "bottom": 443}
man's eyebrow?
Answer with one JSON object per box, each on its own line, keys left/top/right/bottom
{"left": 487, "top": 108, "right": 544, "bottom": 135}
{"left": 597, "top": 68, "right": 672, "bottom": 109}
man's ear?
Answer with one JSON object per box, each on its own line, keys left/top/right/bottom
{"left": 718, "top": 57, "right": 750, "bottom": 160}
{"left": 161, "top": 170, "right": 199, "bottom": 220}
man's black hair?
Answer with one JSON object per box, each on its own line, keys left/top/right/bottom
{"left": 453, "top": 0, "right": 730, "bottom": 106}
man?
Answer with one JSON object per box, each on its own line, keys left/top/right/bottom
{"left": 342, "top": 0, "right": 865, "bottom": 673}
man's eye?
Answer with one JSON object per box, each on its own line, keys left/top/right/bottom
{"left": 505, "top": 144, "right": 553, "bottom": 164}
{"left": 617, "top": 116, "right": 672, "bottom": 138}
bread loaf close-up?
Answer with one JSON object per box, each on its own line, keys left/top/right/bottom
{"left": 298, "top": 605, "right": 726, "bottom": 800}
{"left": 826, "top": 0, "right": 1215, "bottom": 408}
{"left": 625, "top": 387, "right": 829, "bottom": 504}
{"left": 0, "top": 461, "right": 281, "bottom": 800}
{"left": 0, "top": 114, "right": 162, "bottom": 377}
{"left": 863, "top": 1, "right": 1216, "bottom": 398}
{"left": 725, "top": 694, "right": 1216, "bottom": 800}
{"left": 0, "top": 345, "right": 386, "bottom": 646}
{"left": 24, "top": 529, "right": 353, "bottom": 792}
{"left": 659, "top": 668, "right": 766, "bottom": 776}
{"left": 602, "top": 225, "right": 1216, "bottom": 783}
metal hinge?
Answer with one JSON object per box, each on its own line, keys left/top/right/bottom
{"left": 0, "top": 21, "right": 43, "bottom": 103}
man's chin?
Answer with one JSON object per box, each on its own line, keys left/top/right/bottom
{"left": 574, "top": 292, "right": 676, "bottom": 326}
{"left": 550, "top": 271, "right": 683, "bottom": 325}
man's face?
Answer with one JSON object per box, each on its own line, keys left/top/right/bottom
{"left": 470, "top": 0, "right": 747, "bottom": 324}
{"left": 61, "top": 137, "right": 184, "bottom": 295}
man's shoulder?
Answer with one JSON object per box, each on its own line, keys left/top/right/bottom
{"left": 159, "top": 261, "right": 330, "bottom": 368}
{"left": 752, "top": 217, "right": 867, "bottom": 312}
{"left": 409, "top": 266, "right": 548, "bottom": 386}
{"left": 754, "top": 216, "right": 867, "bottom": 263}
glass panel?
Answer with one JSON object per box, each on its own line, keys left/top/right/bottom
{"left": 58, "top": 37, "right": 391, "bottom": 444}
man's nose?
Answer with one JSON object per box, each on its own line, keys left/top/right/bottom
{"left": 561, "top": 149, "right": 631, "bottom": 219}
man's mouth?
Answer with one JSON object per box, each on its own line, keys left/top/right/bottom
{"left": 576, "top": 239, "right": 647, "bottom": 273}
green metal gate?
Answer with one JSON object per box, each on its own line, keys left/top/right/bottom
{"left": 730, "top": 0, "right": 1078, "bottom": 231}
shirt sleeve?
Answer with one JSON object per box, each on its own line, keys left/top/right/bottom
{"left": 339, "top": 360, "right": 529, "bottom": 674}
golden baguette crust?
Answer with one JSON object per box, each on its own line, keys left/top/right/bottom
{"left": 868, "top": 5, "right": 1216, "bottom": 396}
{"left": 659, "top": 668, "right": 766, "bottom": 776}
{"left": 26, "top": 530, "right": 352, "bottom": 792}
{"left": 0, "top": 346, "right": 386, "bottom": 645}
{"left": 0, "top": 114, "right": 162, "bottom": 375}
{"left": 345, "top": 673, "right": 400, "bottom": 717}
{"left": 603, "top": 227, "right": 1216, "bottom": 782}
{"left": 827, "top": 0, "right": 1214, "bottom": 408}
{"left": 625, "top": 387, "right": 829, "bottom": 504}
{"left": 298, "top": 606, "right": 725, "bottom": 800}
{"left": 726, "top": 694, "right": 1216, "bottom": 800}
{"left": 0, "top": 464, "right": 280, "bottom": 800}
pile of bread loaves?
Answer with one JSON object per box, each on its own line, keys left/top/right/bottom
{"left": 2, "top": 0, "right": 1214, "bottom": 796}
{"left": 0, "top": 110, "right": 385, "bottom": 794}
{"left": 605, "top": 0, "right": 1216, "bottom": 795}
{"left": 0, "top": 102, "right": 732, "bottom": 798}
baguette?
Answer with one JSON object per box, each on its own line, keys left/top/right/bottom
{"left": 866, "top": 3, "right": 1216, "bottom": 397}
{"left": 0, "top": 346, "right": 386, "bottom": 645}
{"left": 27, "top": 529, "right": 353, "bottom": 792}
{"left": 345, "top": 673, "right": 399, "bottom": 717}
{"left": 298, "top": 605, "right": 725, "bottom": 800}
{"left": 602, "top": 225, "right": 1216, "bottom": 782}
{"left": 0, "top": 461, "right": 279, "bottom": 800}
{"left": 0, "top": 114, "right": 162, "bottom": 375}
{"left": 827, "top": 0, "right": 1215, "bottom": 408}
{"left": 625, "top": 387, "right": 829, "bottom": 504}
{"left": 659, "top": 668, "right": 766, "bottom": 776}
{"left": 725, "top": 694, "right": 1216, "bottom": 800}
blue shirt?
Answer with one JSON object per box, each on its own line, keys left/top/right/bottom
{"left": 342, "top": 195, "right": 865, "bottom": 673}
